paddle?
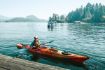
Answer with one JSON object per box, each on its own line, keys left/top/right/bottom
{"left": 0, "top": 40, "right": 54, "bottom": 49}
{"left": 40, "top": 40, "right": 54, "bottom": 45}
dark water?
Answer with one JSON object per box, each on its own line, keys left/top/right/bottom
{"left": 0, "top": 22, "right": 105, "bottom": 70}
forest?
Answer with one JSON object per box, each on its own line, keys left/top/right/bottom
{"left": 49, "top": 3, "right": 105, "bottom": 23}
{"left": 66, "top": 3, "right": 105, "bottom": 23}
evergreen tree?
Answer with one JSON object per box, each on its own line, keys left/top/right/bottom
{"left": 66, "top": 3, "right": 105, "bottom": 23}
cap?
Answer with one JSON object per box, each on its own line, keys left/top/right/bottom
{"left": 34, "top": 36, "right": 38, "bottom": 39}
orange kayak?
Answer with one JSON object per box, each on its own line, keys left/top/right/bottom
{"left": 17, "top": 43, "right": 89, "bottom": 64}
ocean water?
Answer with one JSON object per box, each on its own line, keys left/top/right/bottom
{"left": 0, "top": 22, "right": 105, "bottom": 70}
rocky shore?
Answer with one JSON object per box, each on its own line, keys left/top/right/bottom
{"left": 0, "top": 54, "right": 65, "bottom": 70}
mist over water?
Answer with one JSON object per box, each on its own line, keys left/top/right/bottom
{"left": 0, "top": 22, "right": 105, "bottom": 70}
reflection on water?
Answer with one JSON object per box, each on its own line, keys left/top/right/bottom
{"left": 0, "top": 22, "right": 105, "bottom": 70}
{"left": 47, "top": 23, "right": 54, "bottom": 31}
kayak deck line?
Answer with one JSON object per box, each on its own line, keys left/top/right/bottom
{"left": 0, "top": 54, "right": 65, "bottom": 70}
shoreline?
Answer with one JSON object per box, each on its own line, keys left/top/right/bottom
{"left": 0, "top": 54, "right": 65, "bottom": 70}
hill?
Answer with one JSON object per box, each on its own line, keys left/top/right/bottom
{"left": 0, "top": 15, "right": 47, "bottom": 22}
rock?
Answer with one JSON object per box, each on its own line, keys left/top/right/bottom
{"left": 0, "top": 54, "right": 65, "bottom": 70}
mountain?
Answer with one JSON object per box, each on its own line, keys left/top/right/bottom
{"left": 26, "top": 15, "right": 47, "bottom": 22}
{"left": 0, "top": 15, "right": 10, "bottom": 22}
{"left": 0, "top": 15, "right": 47, "bottom": 22}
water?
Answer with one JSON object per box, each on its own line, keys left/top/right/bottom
{"left": 0, "top": 22, "right": 105, "bottom": 70}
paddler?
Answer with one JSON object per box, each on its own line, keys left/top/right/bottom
{"left": 30, "top": 36, "right": 40, "bottom": 49}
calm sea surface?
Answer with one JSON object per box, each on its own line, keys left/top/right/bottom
{"left": 0, "top": 22, "right": 105, "bottom": 70}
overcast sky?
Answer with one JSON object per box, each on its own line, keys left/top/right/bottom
{"left": 0, "top": 0, "right": 105, "bottom": 19}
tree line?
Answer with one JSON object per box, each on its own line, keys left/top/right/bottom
{"left": 66, "top": 3, "right": 105, "bottom": 23}
{"left": 49, "top": 3, "right": 105, "bottom": 23}
{"left": 48, "top": 14, "right": 65, "bottom": 23}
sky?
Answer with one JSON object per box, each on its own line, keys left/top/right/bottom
{"left": 0, "top": 0, "right": 105, "bottom": 19}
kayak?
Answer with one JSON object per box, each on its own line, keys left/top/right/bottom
{"left": 16, "top": 43, "right": 89, "bottom": 64}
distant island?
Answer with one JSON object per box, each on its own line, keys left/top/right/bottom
{"left": 49, "top": 3, "right": 105, "bottom": 23}
{"left": 48, "top": 14, "right": 66, "bottom": 23}
{"left": 0, "top": 15, "right": 47, "bottom": 22}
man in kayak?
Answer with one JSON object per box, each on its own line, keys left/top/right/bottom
{"left": 30, "top": 36, "right": 40, "bottom": 49}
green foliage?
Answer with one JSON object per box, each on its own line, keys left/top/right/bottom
{"left": 48, "top": 13, "right": 66, "bottom": 23}
{"left": 66, "top": 3, "right": 105, "bottom": 23}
